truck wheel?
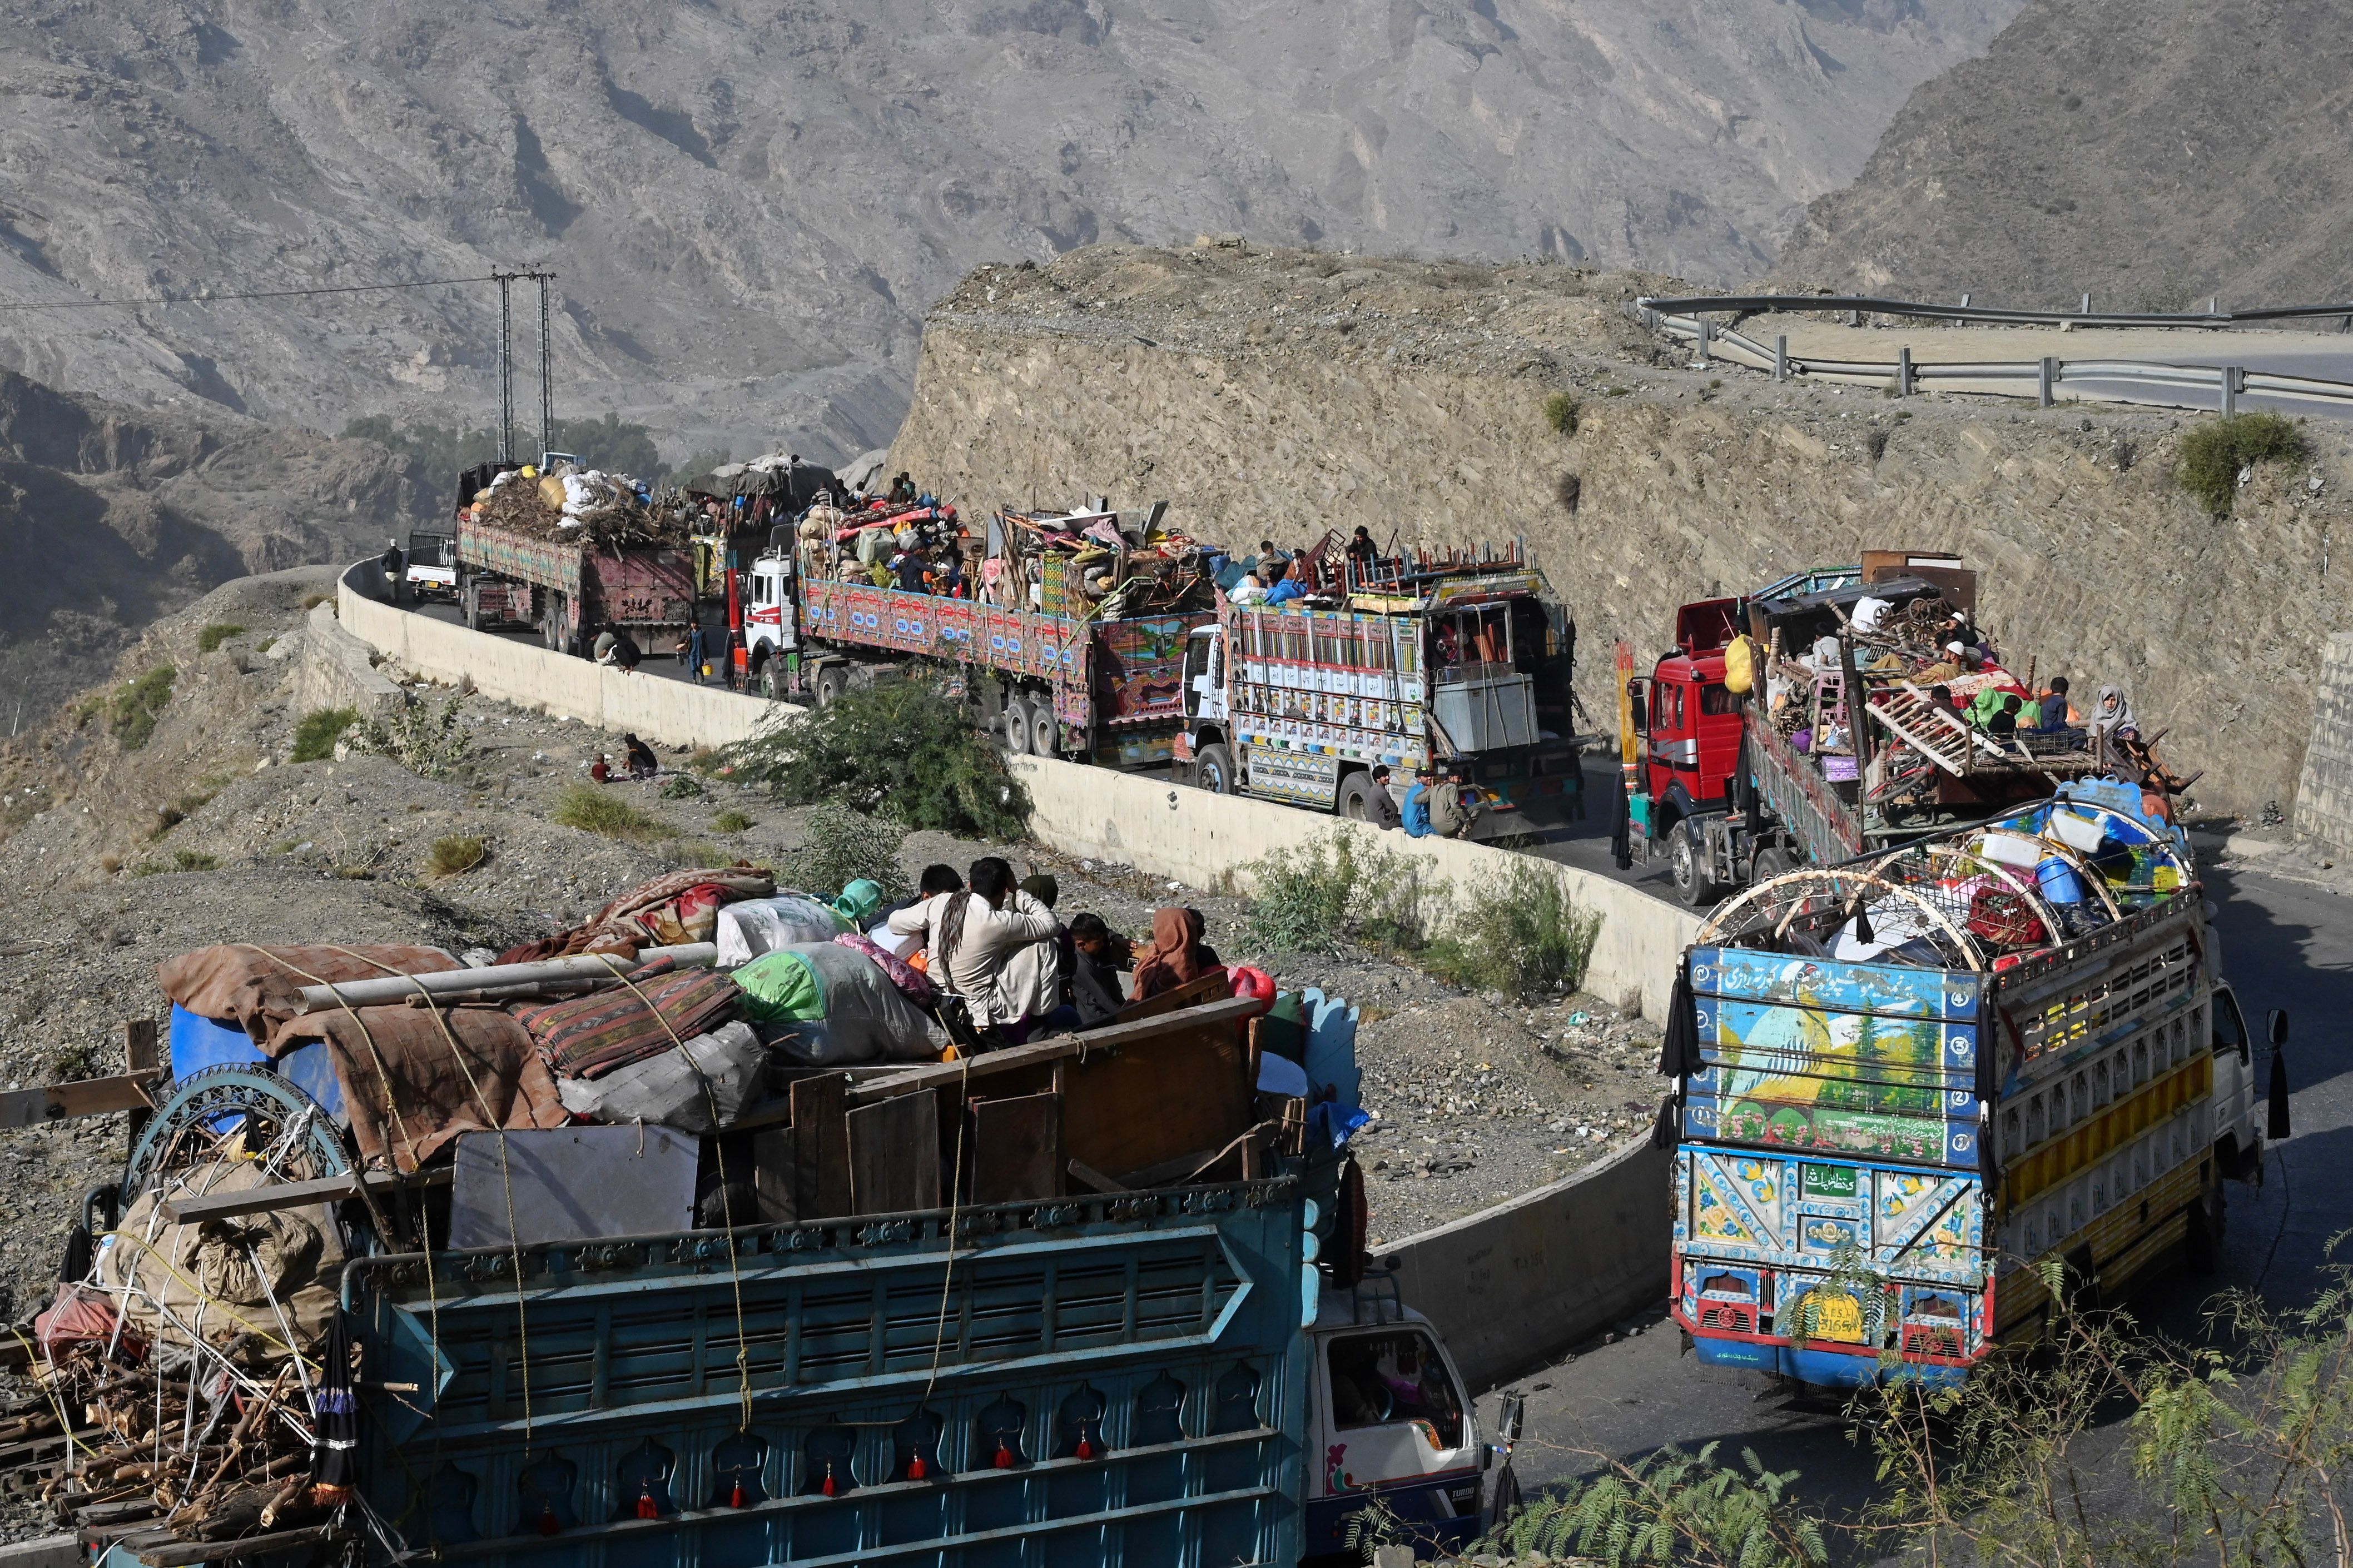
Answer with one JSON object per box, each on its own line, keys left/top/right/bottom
{"left": 1028, "top": 700, "right": 1058, "bottom": 759}
{"left": 541, "top": 593, "right": 567, "bottom": 653}
{"left": 812, "top": 664, "right": 848, "bottom": 708}
{"left": 1337, "top": 770, "right": 1376, "bottom": 822}
{"left": 1670, "top": 820, "right": 1716, "bottom": 908}
{"left": 758, "top": 663, "right": 783, "bottom": 701}
{"left": 1193, "top": 742, "right": 1234, "bottom": 795}
{"left": 1000, "top": 697, "right": 1034, "bottom": 755}
{"left": 1751, "top": 845, "right": 1790, "bottom": 884}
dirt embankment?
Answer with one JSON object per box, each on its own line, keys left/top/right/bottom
{"left": 891, "top": 242, "right": 2353, "bottom": 822}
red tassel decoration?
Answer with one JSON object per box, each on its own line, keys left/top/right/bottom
{"left": 537, "top": 1502, "right": 560, "bottom": 1537}
{"left": 636, "top": 1483, "right": 658, "bottom": 1520}
{"left": 820, "top": 1464, "right": 837, "bottom": 1499}
{"left": 907, "top": 1453, "right": 927, "bottom": 1481}
{"left": 1076, "top": 1434, "right": 1095, "bottom": 1461}
{"left": 730, "top": 1479, "right": 747, "bottom": 1509}
{"left": 994, "top": 1440, "right": 1016, "bottom": 1470}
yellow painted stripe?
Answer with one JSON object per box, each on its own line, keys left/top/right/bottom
{"left": 2005, "top": 1054, "right": 2211, "bottom": 1206}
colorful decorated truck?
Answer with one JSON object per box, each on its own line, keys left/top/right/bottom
{"left": 1178, "top": 545, "right": 1585, "bottom": 839}
{"left": 1664, "top": 790, "right": 2272, "bottom": 1386}
{"left": 741, "top": 537, "right": 1211, "bottom": 769}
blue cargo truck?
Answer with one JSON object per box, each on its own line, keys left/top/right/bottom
{"left": 76, "top": 989, "right": 1491, "bottom": 1566}
{"left": 1664, "top": 789, "right": 2271, "bottom": 1386}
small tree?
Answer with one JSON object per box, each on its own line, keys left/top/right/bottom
{"left": 726, "top": 679, "right": 1029, "bottom": 840}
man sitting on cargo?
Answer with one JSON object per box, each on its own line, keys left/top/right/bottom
{"left": 1065, "top": 912, "right": 1132, "bottom": 1027}
{"left": 885, "top": 857, "right": 1060, "bottom": 1044}
{"left": 890, "top": 472, "right": 918, "bottom": 505}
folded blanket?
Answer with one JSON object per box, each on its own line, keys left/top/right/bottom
{"left": 515, "top": 962, "right": 742, "bottom": 1080}
{"left": 158, "top": 944, "right": 460, "bottom": 1046}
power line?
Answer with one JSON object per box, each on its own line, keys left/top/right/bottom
{"left": 0, "top": 273, "right": 502, "bottom": 311}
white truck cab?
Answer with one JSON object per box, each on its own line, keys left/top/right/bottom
{"left": 1304, "top": 1278, "right": 1488, "bottom": 1561}
{"left": 743, "top": 544, "right": 797, "bottom": 697}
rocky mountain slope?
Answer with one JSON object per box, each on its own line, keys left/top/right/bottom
{"left": 0, "top": 374, "right": 424, "bottom": 728}
{"left": 0, "top": 0, "right": 2019, "bottom": 464}
{"left": 1777, "top": 0, "right": 2353, "bottom": 307}
{"left": 891, "top": 242, "right": 2350, "bottom": 820}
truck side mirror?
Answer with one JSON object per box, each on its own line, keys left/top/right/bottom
{"left": 2269, "top": 1008, "right": 2290, "bottom": 1048}
{"left": 1627, "top": 678, "right": 1650, "bottom": 736}
{"left": 1496, "top": 1392, "right": 1525, "bottom": 1444}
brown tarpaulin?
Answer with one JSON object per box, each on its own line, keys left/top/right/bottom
{"left": 495, "top": 867, "right": 776, "bottom": 964}
{"left": 266, "top": 1005, "right": 568, "bottom": 1172}
{"left": 156, "top": 945, "right": 461, "bottom": 1046}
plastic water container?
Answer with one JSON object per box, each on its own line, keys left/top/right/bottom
{"left": 1978, "top": 831, "right": 2044, "bottom": 869}
{"left": 2035, "top": 857, "right": 2088, "bottom": 904}
{"left": 2047, "top": 807, "right": 2109, "bottom": 855}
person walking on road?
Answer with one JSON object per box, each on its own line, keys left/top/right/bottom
{"left": 686, "top": 623, "right": 707, "bottom": 685}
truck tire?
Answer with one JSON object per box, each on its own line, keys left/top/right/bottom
{"left": 541, "top": 591, "right": 568, "bottom": 654}
{"left": 1337, "top": 770, "right": 1376, "bottom": 822}
{"left": 1193, "top": 742, "right": 1234, "bottom": 795}
{"left": 812, "top": 664, "right": 849, "bottom": 709}
{"left": 1000, "top": 696, "right": 1034, "bottom": 755}
{"left": 758, "top": 661, "right": 784, "bottom": 701}
{"left": 1028, "top": 700, "right": 1058, "bottom": 759}
{"left": 1670, "top": 819, "right": 1717, "bottom": 908}
{"left": 1751, "top": 845, "right": 1790, "bottom": 884}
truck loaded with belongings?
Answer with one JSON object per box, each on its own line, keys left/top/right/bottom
{"left": 13, "top": 867, "right": 1487, "bottom": 1565}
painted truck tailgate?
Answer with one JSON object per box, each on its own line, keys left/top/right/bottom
{"left": 347, "top": 1181, "right": 1310, "bottom": 1567}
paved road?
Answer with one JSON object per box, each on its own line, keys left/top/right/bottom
{"left": 1476, "top": 842, "right": 2353, "bottom": 1535}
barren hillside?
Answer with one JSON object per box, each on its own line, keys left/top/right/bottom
{"left": 1778, "top": 0, "right": 2353, "bottom": 307}
{"left": 0, "top": 0, "right": 2019, "bottom": 462}
{"left": 892, "top": 242, "right": 2350, "bottom": 819}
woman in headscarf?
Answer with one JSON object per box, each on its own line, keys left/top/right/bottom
{"left": 1131, "top": 907, "right": 1226, "bottom": 1000}
{"left": 2088, "top": 685, "right": 2136, "bottom": 749}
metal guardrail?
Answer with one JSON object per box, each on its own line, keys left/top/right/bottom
{"left": 1634, "top": 291, "right": 2353, "bottom": 330}
{"left": 1626, "top": 301, "right": 2353, "bottom": 417}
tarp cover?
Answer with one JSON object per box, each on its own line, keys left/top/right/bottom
{"left": 157, "top": 945, "right": 460, "bottom": 1046}
{"left": 739, "top": 943, "right": 945, "bottom": 1067}
{"left": 267, "top": 1004, "right": 569, "bottom": 1172}
{"left": 554, "top": 1021, "right": 766, "bottom": 1133}
{"left": 715, "top": 895, "right": 848, "bottom": 969}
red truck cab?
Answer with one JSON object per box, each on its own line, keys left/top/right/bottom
{"left": 1632, "top": 597, "right": 1746, "bottom": 841}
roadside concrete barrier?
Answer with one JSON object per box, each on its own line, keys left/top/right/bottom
{"left": 2295, "top": 630, "right": 2353, "bottom": 855}
{"left": 292, "top": 600, "right": 408, "bottom": 721}
{"left": 1381, "top": 1140, "right": 1669, "bottom": 1391}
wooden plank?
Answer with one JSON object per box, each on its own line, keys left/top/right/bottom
{"left": 1061, "top": 1012, "right": 1251, "bottom": 1182}
{"left": 123, "top": 1019, "right": 159, "bottom": 1074}
{"left": 846, "top": 1093, "right": 939, "bottom": 1216}
{"left": 848, "top": 995, "right": 1263, "bottom": 1106}
{"left": 1067, "top": 1159, "right": 1126, "bottom": 1194}
{"left": 134, "top": 1524, "right": 339, "bottom": 1565}
{"left": 751, "top": 1127, "right": 797, "bottom": 1224}
{"left": 157, "top": 1167, "right": 450, "bottom": 1226}
{"left": 0, "top": 1072, "right": 160, "bottom": 1131}
{"left": 1110, "top": 969, "right": 1230, "bottom": 1025}
{"left": 791, "top": 1076, "right": 851, "bottom": 1221}
{"left": 970, "top": 1093, "right": 1062, "bottom": 1204}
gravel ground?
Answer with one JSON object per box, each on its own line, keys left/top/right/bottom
{"left": 0, "top": 580, "right": 1662, "bottom": 1537}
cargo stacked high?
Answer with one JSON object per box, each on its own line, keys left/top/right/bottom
{"left": 451, "top": 459, "right": 704, "bottom": 654}
{"left": 1662, "top": 792, "right": 2275, "bottom": 1388}
{"left": 1623, "top": 551, "right": 2196, "bottom": 905}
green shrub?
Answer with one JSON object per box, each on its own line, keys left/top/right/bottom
{"left": 659, "top": 774, "right": 706, "bottom": 799}
{"left": 776, "top": 804, "right": 907, "bottom": 900}
{"left": 171, "top": 849, "right": 218, "bottom": 873}
{"left": 1243, "top": 828, "right": 1437, "bottom": 957}
{"left": 108, "top": 666, "right": 176, "bottom": 751}
{"left": 1420, "top": 859, "right": 1601, "bottom": 1000}
{"left": 425, "top": 834, "right": 487, "bottom": 877}
{"left": 1487, "top": 1441, "right": 1825, "bottom": 1568}
{"left": 711, "top": 809, "right": 755, "bottom": 834}
{"left": 196, "top": 623, "right": 246, "bottom": 653}
{"left": 726, "top": 679, "right": 1029, "bottom": 840}
{"left": 48, "top": 1041, "right": 100, "bottom": 1083}
{"left": 348, "top": 696, "right": 474, "bottom": 779}
{"left": 2177, "top": 411, "right": 2311, "bottom": 515}
{"left": 289, "top": 706, "right": 359, "bottom": 763}
{"left": 552, "top": 783, "right": 661, "bottom": 840}
{"left": 1543, "top": 391, "right": 1579, "bottom": 435}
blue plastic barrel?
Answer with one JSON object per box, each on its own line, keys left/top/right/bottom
{"left": 167, "top": 1004, "right": 345, "bottom": 1119}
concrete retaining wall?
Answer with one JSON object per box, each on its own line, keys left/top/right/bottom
{"left": 1004, "top": 756, "right": 1701, "bottom": 1020}
{"left": 1382, "top": 1141, "right": 1669, "bottom": 1391}
{"left": 2296, "top": 631, "right": 2353, "bottom": 855}
{"left": 291, "top": 601, "right": 408, "bottom": 721}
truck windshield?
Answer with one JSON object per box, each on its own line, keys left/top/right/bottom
{"left": 1326, "top": 1329, "right": 1463, "bottom": 1446}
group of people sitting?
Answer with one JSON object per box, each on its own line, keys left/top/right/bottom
{"left": 1227, "top": 530, "right": 1383, "bottom": 606}
{"left": 1349, "top": 763, "right": 1485, "bottom": 839}
{"left": 860, "top": 859, "right": 1228, "bottom": 1046}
